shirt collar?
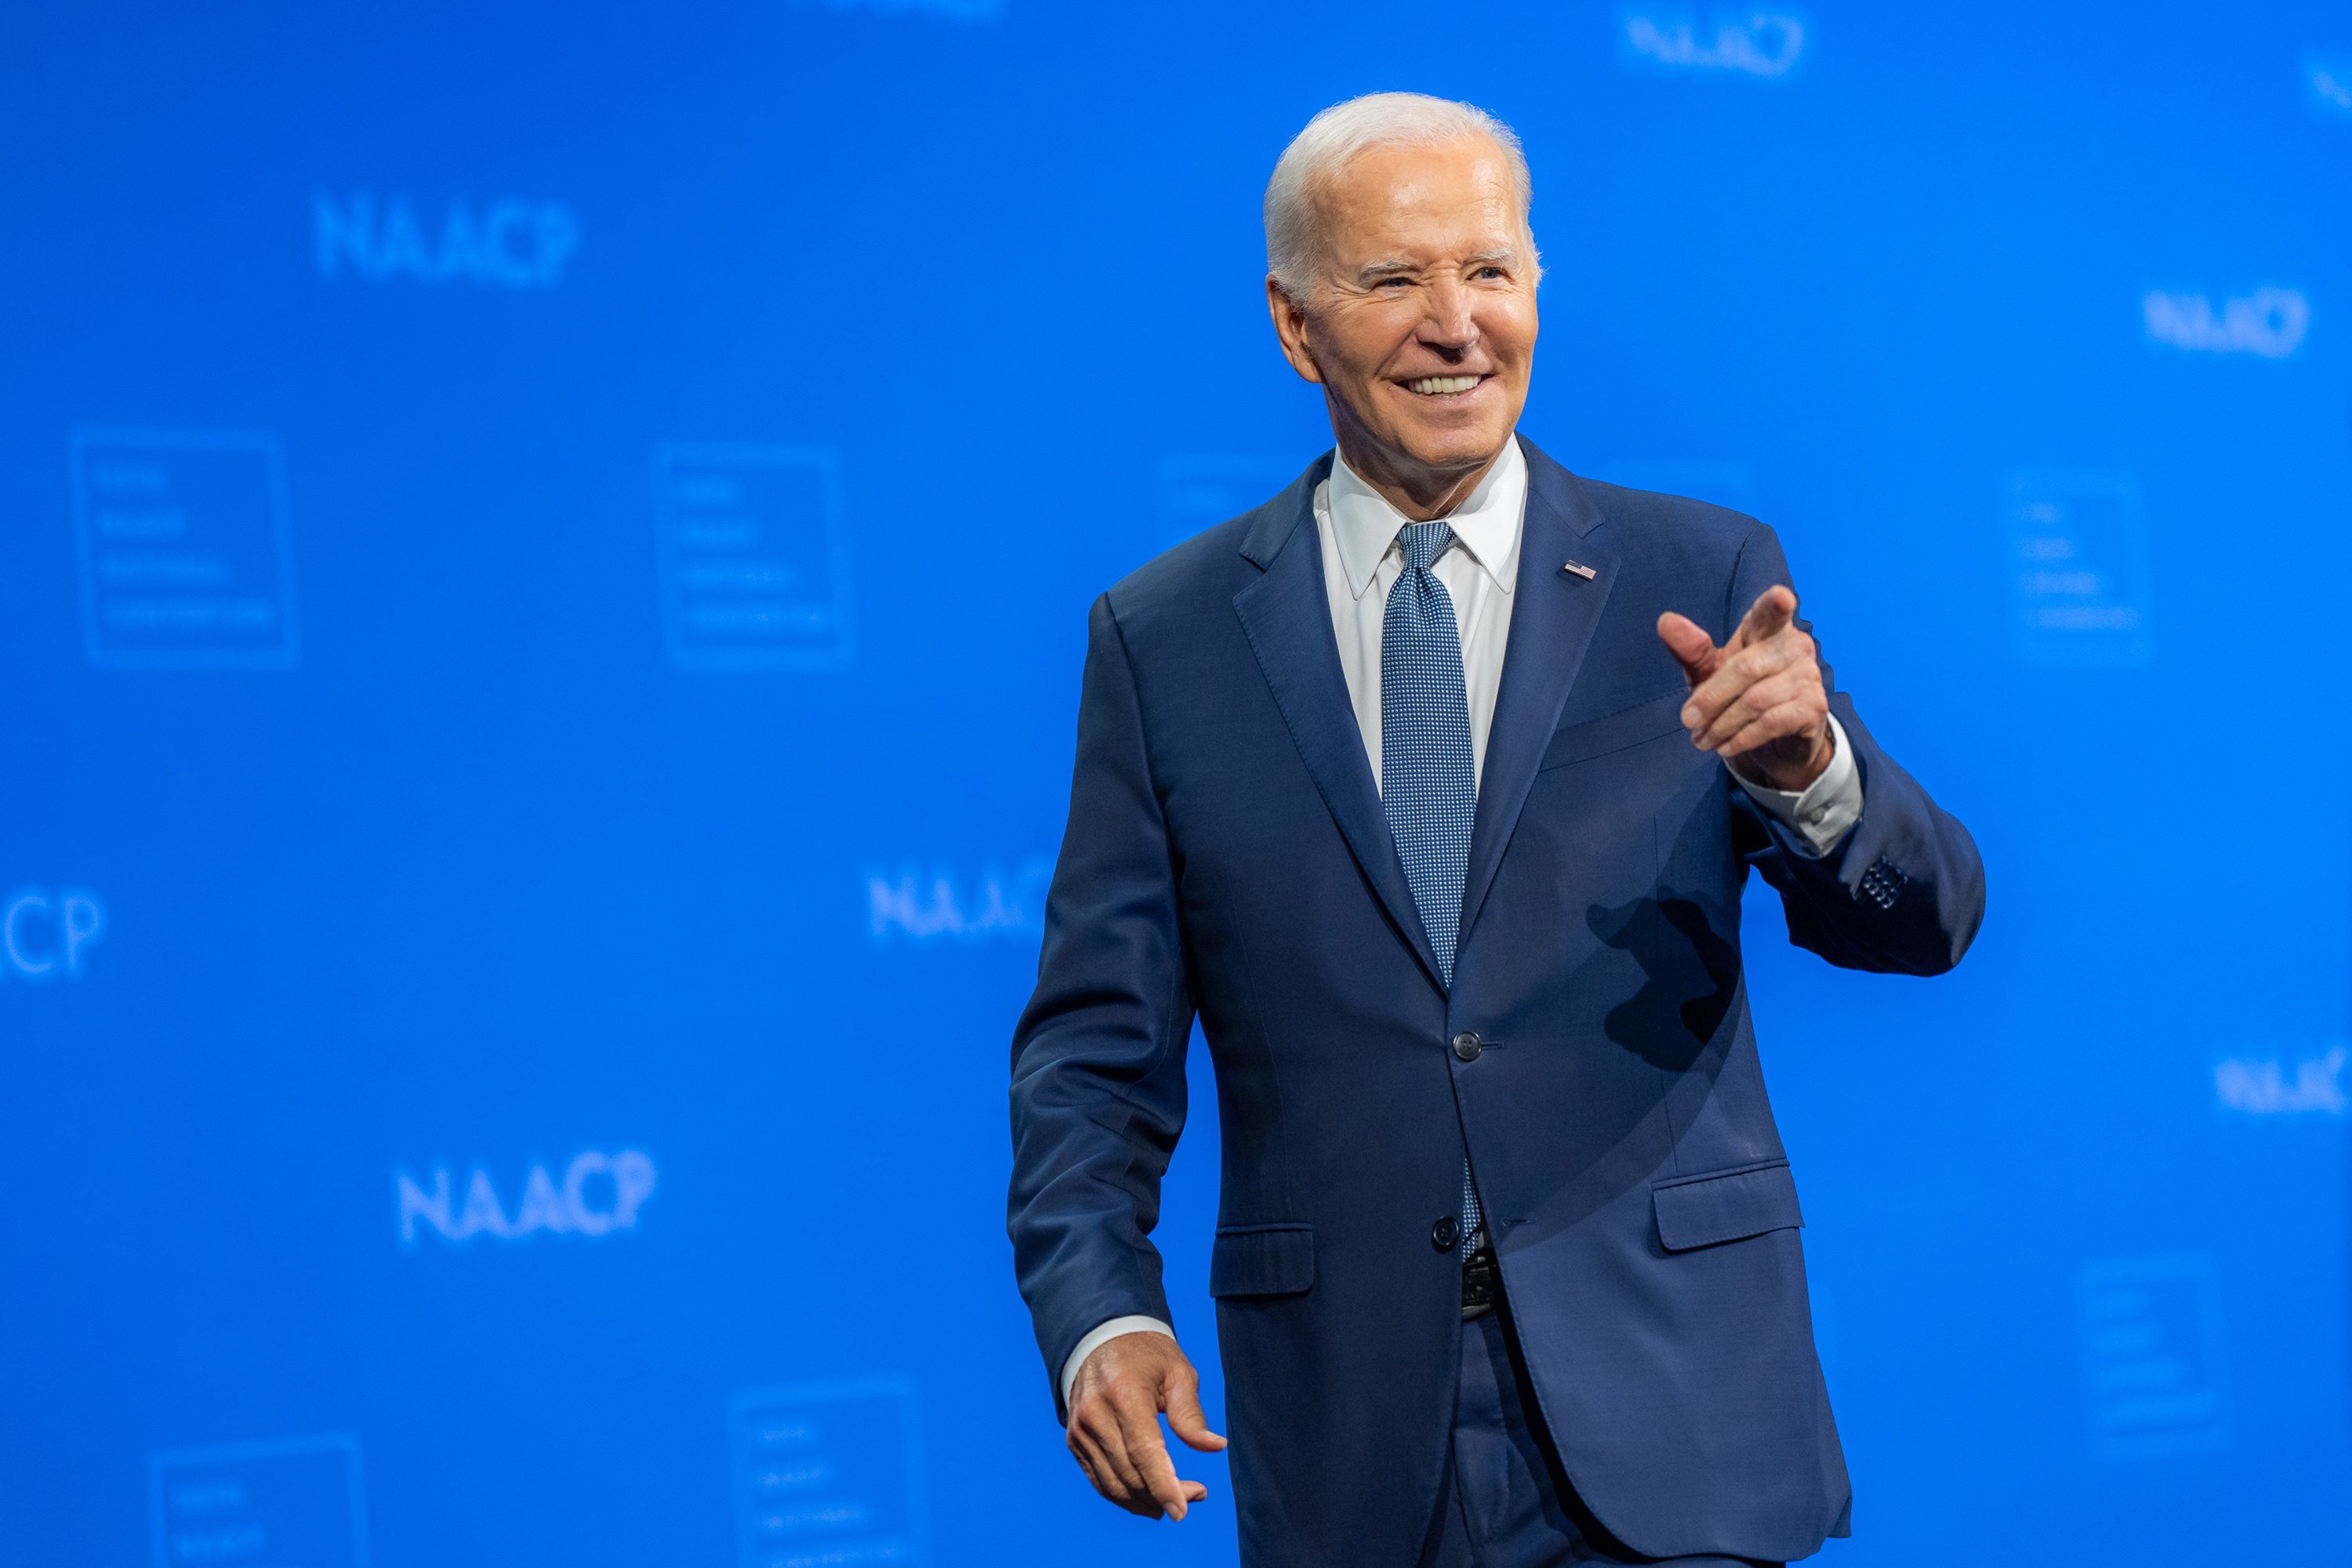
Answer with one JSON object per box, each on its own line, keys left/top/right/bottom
{"left": 1326, "top": 434, "right": 1527, "bottom": 601}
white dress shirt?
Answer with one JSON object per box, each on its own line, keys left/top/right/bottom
{"left": 1058, "top": 434, "right": 1864, "bottom": 1408}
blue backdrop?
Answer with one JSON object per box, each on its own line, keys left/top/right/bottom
{"left": 5, "top": 2, "right": 2348, "bottom": 1563}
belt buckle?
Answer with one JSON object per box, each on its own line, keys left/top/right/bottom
{"left": 1460, "top": 1236, "right": 1497, "bottom": 1320}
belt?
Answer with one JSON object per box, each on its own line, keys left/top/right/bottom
{"left": 1461, "top": 1235, "right": 1497, "bottom": 1319}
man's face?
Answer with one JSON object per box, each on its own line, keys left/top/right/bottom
{"left": 1269, "top": 136, "right": 1539, "bottom": 500}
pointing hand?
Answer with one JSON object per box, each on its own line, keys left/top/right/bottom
{"left": 1656, "top": 586, "right": 1833, "bottom": 793}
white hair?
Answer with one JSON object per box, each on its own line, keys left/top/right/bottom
{"left": 1264, "top": 92, "right": 1537, "bottom": 303}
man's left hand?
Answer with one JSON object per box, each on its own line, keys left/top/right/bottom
{"left": 1657, "top": 586, "right": 1832, "bottom": 793}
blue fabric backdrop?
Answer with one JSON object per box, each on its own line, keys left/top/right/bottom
{"left": 3, "top": 2, "right": 2347, "bottom": 1563}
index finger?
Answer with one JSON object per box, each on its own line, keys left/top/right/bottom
{"left": 1728, "top": 586, "right": 1796, "bottom": 651}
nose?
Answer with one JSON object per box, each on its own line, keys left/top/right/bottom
{"left": 1419, "top": 275, "right": 1479, "bottom": 355}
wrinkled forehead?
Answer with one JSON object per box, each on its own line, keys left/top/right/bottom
{"left": 1312, "top": 136, "right": 1529, "bottom": 260}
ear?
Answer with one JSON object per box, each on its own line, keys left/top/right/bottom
{"left": 1265, "top": 275, "right": 1324, "bottom": 386}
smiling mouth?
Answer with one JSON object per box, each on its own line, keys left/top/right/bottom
{"left": 1402, "top": 374, "right": 1486, "bottom": 397}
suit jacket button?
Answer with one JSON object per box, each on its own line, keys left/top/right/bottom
{"left": 1432, "top": 1216, "right": 1460, "bottom": 1250}
{"left": 1451, "top": 1030, "right": 1483, "bottom": 1062}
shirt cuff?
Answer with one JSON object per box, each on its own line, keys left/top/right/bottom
{"left": 1733, "top": 713, "right": 1861, "bottom": 857}
{"left": 1059, "top": 1316, "right": 1177, "bottom": 1410}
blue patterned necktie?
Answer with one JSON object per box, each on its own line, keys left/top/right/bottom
{"left": 1379, "top": 521, "right": 1483, "bottom": 1258}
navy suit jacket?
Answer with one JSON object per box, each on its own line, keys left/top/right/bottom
{"left": 1007, "top": 440, "right": 1984, "bottom": 1564}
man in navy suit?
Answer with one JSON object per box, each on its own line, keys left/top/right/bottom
{"left": 1007, "top": 93, "right": 1983, "bottom": 1566}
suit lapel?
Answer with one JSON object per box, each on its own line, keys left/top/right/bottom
{"left": 1232, "top": 464, "right": 1447, "bottom": 993}
{"left": 1458, "top": 441, "right": 1617, "bottom": 949}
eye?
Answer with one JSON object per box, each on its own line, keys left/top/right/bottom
{"left": 1474, "top": 265, "right": 1506, "bottom": 280}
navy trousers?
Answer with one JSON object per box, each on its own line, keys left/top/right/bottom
{"left": 1419, "top": 1306, "right": 1784, "bottom": 1568}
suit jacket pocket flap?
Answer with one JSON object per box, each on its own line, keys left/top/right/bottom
{"left": 1653, "top": 1161, "right": 1803, "bottom": 1253}
{"left": 1540, "top": 691, "right": 1689, "bottom": 771}
{"left": 1208, "top": 1223, "right": 1315, "bottom": 1298}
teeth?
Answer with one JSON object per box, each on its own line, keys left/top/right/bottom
{"left": 1406, "top": 376, "right": 1481, "bottom": 395}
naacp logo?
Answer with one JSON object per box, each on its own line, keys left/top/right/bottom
{"left": 314, "top": 191, "right": 580, "bottom": 289}
{"left": 1622, "top": 11, "right": 1805, "bottom": 76}
{"left": 0, "top": 887, "right": 106, "bottom": 982}
{"left": 867, "top": 859, "right": 1050, "bottom": 944}
{"left": 2143, "top": 289, "right": 2307, "bottom": 358}
{"left": 397, "top": 1149, "right": 655, "bottom": 1246}
{"left": 2214, "top": 1044, "right": 2345, "bottom": 1116}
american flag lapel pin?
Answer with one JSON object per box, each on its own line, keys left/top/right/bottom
{"left": 1563, "top": 560, "right": 1598, "bottom": 580}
